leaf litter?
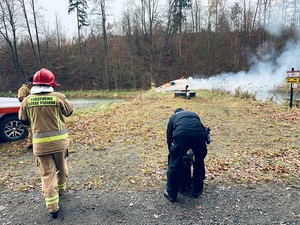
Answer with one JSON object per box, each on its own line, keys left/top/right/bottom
{"left": 0, "top": 90, "right": 299, "bottom": 224}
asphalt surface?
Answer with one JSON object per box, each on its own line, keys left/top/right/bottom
{"left": 1, "top": 183, "right": 299, "bottom": 225}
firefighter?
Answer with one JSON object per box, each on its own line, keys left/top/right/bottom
{"left": 18, "top": 75, "right": 34, "bottom": 150}
{"left": 18, "top": 68, "right": 73, "bottom": 219}
{"left": 164, "top": 108, "right": 208, "bottom": 202}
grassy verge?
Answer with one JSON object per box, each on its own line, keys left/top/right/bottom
{"left": 1, "top": 89, "right": 299, "bottom": 191}
{"left": 68, "top": 89, "right": 299, "bottom": 185}
{"left": 62, "top": 89, "right": 143, "bottom": 99}
{"left": 0, "top": 89, "right": 143, "bottom": 99}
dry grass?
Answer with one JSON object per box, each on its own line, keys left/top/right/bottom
{"left": 68, "top": 89, "right": 299, "bottom": 186}
{"left": 0, "top": 89, "right": 299, "bottom": 191}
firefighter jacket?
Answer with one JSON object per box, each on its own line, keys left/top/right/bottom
{"left": 17, "top": 84, "right": 31, "bottom": 102}
{"left": 18, "top": 91, "right": 73, "bottom": 156}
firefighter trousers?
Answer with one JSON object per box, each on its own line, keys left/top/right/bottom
{"left": 36, "top": 150, "right": 68, "bottom": 213}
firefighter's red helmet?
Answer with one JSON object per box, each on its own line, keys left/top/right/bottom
{"left": 33, "top": 68, "right": 56, "bottom": 87}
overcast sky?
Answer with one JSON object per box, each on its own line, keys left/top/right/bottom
{"left": 39, "top": 0, "right": 127, "bottom": 36}
{"left": 38, "top": 0, "right": 239, "bottom": 37}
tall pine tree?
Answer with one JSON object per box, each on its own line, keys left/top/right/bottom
{"left": 68, "top": 0, "right": 89, "bottom": 44}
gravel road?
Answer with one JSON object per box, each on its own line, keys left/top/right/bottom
{"left": 1, "top": 182, "right": 299, "bottom": 225}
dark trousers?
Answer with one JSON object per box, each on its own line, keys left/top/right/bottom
{"left": 180, "top": 153, "right": 193, "bottom": 191}
{"left": 167, "top": 131, "right": 207, "bottom": 199}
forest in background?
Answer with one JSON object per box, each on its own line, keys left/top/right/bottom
{"left": 0, "top": 0, "right": 300, "bottom": 93}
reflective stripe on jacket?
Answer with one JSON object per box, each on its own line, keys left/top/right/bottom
{"left": 18, "top": 91, "right": 73, "bottom": 156}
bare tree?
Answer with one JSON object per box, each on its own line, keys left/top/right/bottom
{"left": 90, "top": 0, "right": 109, "bottom": 89}
{"left": 29, "top": 0, "right": 41, "bottom": 66}
{"left": 54, "top": 12, "right": 63, "bottom": 49}
{"left": 0, "top": 0, "right": 23, "bottom": 87}
{"left": 122, "top": 10, "right": 137, "bottom": 89}
{"left": 140, "top": 0, "right": 160, "bottom": 85}
{"left": 191, "top": 0, "right": 204, "bottom": 33}
{"left": 100, "top": 0, "right": 109, "bottom": 89}
{"left": 257, "top": 0, "right": 272, "bottom": 43}
{"left": 19, "top": 0, "right": 40, "bottom": 69}
{"left": 208, "top": 0, "right": 226, "bottom": 33}
{"left": 156, "top": 1, "right": 177, "bottom": 78}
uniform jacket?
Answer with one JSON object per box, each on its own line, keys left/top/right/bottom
{"left": 19, "top": 91, "right": 73, "bottom": 156}
{"left": 17, "top": 84, "right": 31, "bottom": 102}
{"left": 166, "top": 110, "right": 205, "bottom": 150}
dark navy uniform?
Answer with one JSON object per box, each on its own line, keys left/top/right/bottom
{"left": 165, "top": 108, "right": 207, "bottom": 201}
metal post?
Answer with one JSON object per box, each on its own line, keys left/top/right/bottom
{"left": 290, "top": 83, "right": 293, "bottom": 108}
{"left": 289, "top": 68, "right": 295, "bottom": 108}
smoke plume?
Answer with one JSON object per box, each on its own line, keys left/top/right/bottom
{"left": 183, "top": 40, "right": 300, "bottom": 101}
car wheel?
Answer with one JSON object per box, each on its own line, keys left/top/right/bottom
{"left": 0, "top": 115, "right": 28, "bottom": 142}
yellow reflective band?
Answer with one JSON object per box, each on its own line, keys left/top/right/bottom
{"left": 33, "top": 133, "right": 68, "bottom": 144}
{"left": 45, "top": 194, "right": 59, "bottom": 206}
{"left": 58, "top": 182, "right": 66, "bottom": 190}
{"left": 27, "top": 109, "right": 34, "bottom": 131}
{"left": 55, "top": 107, "right": 63, "bottom": 130}
{"left": 28, "top": 96, "right": 57, "bottom": 107}
{"left": 33, "top": 129, "right": 68, "bottom": 138}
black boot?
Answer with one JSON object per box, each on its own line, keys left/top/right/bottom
{"left": 163, "top": 189, "right": 176, "bottom": 202}
{"left": 50, "top": 210, "right": 59, "bottom": 219}
{"left": 193, "top": 189, "right": 203, "bottom": 198}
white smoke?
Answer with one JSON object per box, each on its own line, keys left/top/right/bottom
{"left": 183, "top": 40, "right": 300, "bottom": 101}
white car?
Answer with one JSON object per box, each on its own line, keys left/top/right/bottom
{"left": 0, "top": 97, "right": 28, "bottom": 142}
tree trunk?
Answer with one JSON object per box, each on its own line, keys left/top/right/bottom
{"left": 0, "top": 0, "right": 23, "bottom": 88}
{"left": 30, "top": 0, "right": 41, "bottom": 68}
{"left": 20, "top": 0, "right": 39, "bottom": 69}
{"left": 101, "top": 2, "right": 109, "bottom": 90}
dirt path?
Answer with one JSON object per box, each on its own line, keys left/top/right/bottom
{"left": 1, "top": 182, "right": 299, "bottom": 224}
{"left": 0, "top": 141, "right": 299, "bottom": 225}
{"left": 1, "top": 91, "right": 300, "bottom": 224}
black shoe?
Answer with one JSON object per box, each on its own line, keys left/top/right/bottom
{"left": 180, "top": 188, "right": 193, "bottom": 198}
{"left": 193, "top": 190, "right": 203, "bottom": 198}
{"left": 163, "top": 189, "right": 176, "bottom": 202}
{"left": 27, "top": 145, "right": 33, "bottom": 150}
{"left": 50, "top": 210, "right": 59, "bottom": 219}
